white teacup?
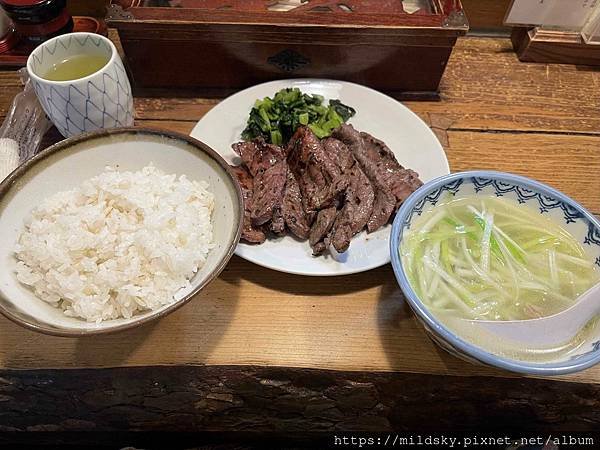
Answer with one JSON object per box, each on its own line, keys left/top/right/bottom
{"left": 27, "top": 32, "right": 134, "bottom": 138}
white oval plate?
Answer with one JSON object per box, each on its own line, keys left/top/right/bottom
{"left": 191, "top": 79, "right": 449, "bottom": 276}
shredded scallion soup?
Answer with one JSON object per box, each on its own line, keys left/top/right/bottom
{"left": 400, "top": 195, "right": 599, "bottom": 322}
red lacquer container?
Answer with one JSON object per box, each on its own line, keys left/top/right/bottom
{"left": 0, "top": 0, "right": 73, "bottom": 44}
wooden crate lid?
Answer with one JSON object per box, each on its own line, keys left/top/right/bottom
{"left": 109, "top": 0, "right": 468, "bottom": 32}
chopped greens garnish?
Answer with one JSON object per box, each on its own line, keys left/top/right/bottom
{"left": 241, "top": 88, "right": 356, "bottom": 145}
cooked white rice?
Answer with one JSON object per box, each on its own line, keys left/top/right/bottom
{"left": 15, "top": 165, "right": 215, "bottom": 323}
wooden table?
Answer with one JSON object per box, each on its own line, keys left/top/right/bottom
{"left": 1, "top": 35, "right": 600, "bottom": 436}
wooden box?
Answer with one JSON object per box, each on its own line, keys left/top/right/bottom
{"left": 511, "top": 27, "right": 600, "bottom": 67}
{"left": 107, "top": 0, "right": 468, "bottom": 95}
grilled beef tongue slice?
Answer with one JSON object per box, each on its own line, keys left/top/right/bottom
{"left": 232, "top": 138, "right": 285, "bottom": 177}
{"left": 360, "top": 131, "right": 423, "bottom": 206}
{"left": 230, "top": 165, "right": 266, "bottom": 244}
{"left": 232, "top": 140, "right": 259, "bottom": 172}
{"left": 333, "top": 124, "right": 419, "bottom": 232}
{"left": 309, "top": 206, "right": 337, "bottom": 255}
{"left": 251, "top": 158, "right": 288, "bottom": 227}
{"left": 367, "top": 190, "right": 396, "bottom": 233}
{"left": 281, "top": 170, "right": 311, "bottom": 239}
{"left": 332, "top": 125, "right": 394, "bottom": 232}
{"left": 287, "top": 127, "right": 348, "bottom": 213}
{"left": 232, "top": 138, "right": 288, "bottom": 228}
{"left": 329, "top": 220, "right": 353, "bottom": 254}
{"left": 323, "top": 138, "right": 375, "bottom": 253}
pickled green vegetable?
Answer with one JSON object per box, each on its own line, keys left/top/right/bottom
{"left": 241, "top": 88, "right": 356, "bottom": 145}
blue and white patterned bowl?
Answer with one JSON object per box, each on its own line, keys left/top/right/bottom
{"left": 390, "top": 171, "right": 600, "bottom": 375}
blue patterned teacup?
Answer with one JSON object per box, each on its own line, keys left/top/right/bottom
{"left": 26, "top": 32, "right": 134, "bottom": 138}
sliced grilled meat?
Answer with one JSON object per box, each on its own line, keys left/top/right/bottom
{"left": 287, "top": 127, "right": 348, "bottom": 213}
{"left": 251, "top": 158, "right": 287, "bottom": 226}
{"left": 324, "top": 137, "right": 354, "bottom": 169}
{"left": 230, "top": 165, "right": 266, "bottom": 244}
{"left": 232, "top": 138, "right": 285, "bottom": 177}
{"left": 233, "top": 138, "right": 289, "bottom": 228}
{"left": 232, "top": 140, "right": 259, "bottom": 171}
{"left": 344, "top": 163, "right": 375, "bottom": 233}
{"left": 309, "top": 206, "right": 336, "bottom": 255}
{"left": 232, "top": 125, "right": 421, "bottom": 256}
{"left": 329, "top": 219, "right": 352, "bottom": 254}
{"left": 367, "top": 191, "right": 396, "bottom": 232}
{"left": 281, "top": 170, "right": 311, "bottom": 240}
{"left": 360, "top": 131, "right": 423, "bottom": 206}
{"left": 323, "top": 138, "right": 375, "bottom": 252}
{"left": 333, "top": 124, "right": 408, "bottom": 233}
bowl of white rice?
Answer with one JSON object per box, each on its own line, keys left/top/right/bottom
{"left": 0, "top": 128, "right": 243, "bottom": 336}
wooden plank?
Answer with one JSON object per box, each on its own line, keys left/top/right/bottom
{"left": 406, "top": 39, "right": 600, "bottom": 134}
{"left": 134, "top": 98, "right": 219, "bottom": 122}
{"left": 0, "top": 72, "right": 23, "bottom": 88}
{"left": 446, "top": 130, "right": 600, "bottom": 215}
{"left": 136, "top": 119, "right": 197, "bottom": 136}
{"left": 132, "top": 37, "right": 600, "bottom": 135}
{"left": 0, "top": 75, "right": 24, "bottom": 120}
{"left": 1, "top": 366, "right": 599, "bottom": 434}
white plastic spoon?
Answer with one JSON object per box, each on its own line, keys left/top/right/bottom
{"left": 469, "top": 283, "right": 600, "bottom": 348}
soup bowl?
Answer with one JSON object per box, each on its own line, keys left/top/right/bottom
{"left": 390, "top": 171, "right": 600, "bottom": 375}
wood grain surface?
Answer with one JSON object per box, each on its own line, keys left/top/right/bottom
{"left": 1, "top": 366, "right": 599, "bottom": 433}
{"left": 0, "top": 36, "right": 599, "bottom": 384}
{"left": 461, "top": 0, "right": 511, "bottom": 33}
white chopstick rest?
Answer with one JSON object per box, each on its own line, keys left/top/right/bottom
{"left": 0, "top": 138, "right": 20, "bottom": 182}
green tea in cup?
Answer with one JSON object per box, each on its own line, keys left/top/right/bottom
{"left": 42, "top": 54, "right": 110, "bottom": 81}
{"left": 27, "top": 32, "right": 134, "bottom": 138}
